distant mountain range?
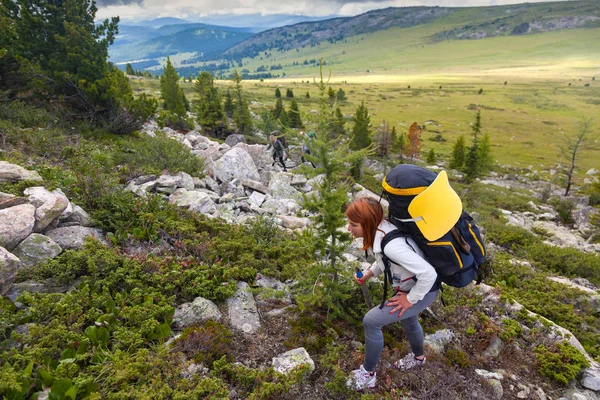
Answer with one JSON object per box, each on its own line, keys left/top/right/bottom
{"left": 109, "top": 0, "right": 600, "bottom": 77}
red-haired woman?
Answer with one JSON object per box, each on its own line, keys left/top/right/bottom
{"left": 345, "top": 197, "right": 439, "bottom": 391}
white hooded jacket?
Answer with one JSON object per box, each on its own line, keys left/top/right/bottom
{"left": 368, "top": 220, "right": 438, "bottom": 304}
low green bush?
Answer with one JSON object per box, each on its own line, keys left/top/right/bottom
{"left": 534, "top": 342, "right": 589, "bottom": 385}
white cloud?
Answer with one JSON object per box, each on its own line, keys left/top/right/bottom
{"left": 95, "top": 0, "right": 566, "bottom": 21}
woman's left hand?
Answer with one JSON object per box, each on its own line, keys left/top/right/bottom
{"left": 385, "top": 292, "right": 413, "bottom": 317}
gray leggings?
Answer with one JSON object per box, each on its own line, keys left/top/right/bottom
{"left": 363, "top": 290, "right": 438, "bottom": 371}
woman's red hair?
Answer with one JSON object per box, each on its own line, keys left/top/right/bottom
{"left": 345, "top": 197, "right": 384, "bottom": 250}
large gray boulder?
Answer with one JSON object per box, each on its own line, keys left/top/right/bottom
{"left": 0, "top": 204, "right": 36, "bottom": 250}
{"left": 172, "top": 296, "right": 222, "bottom": 330}
{"left": 0, "top": 161, "right": 43, "bottom": 183}
{"left": 59, "top": 204, "right": 94, "bottom": 227}
{"left": 12, "top": 233, "right": 62, "bottom": 266}
{"left": 0, "top": 247, "right": 21, "bottom": 294}
{"left": 214, "top": 147, "right": 260, "bottom": 183}
{"left": 24, "top": 187, "right": 69, "bottom": 232}
{"left": 268, "top": 173, "right": 303, "bottom": 202}
{"left": 227, "top": 281, "right": 261, "bottom": 334}
{"left": 225, "top": 134, "right": 246, "bottom": 147}
{"left": 45, "top": 226, "right": 107, "bottom": 250}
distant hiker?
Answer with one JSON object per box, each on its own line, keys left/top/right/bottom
{"left": 345, "top": 197, "right": 438, "bottom": 391}
{"left": 300, "top": 130, "right": 316, "bottom": 168}
{"left": 265, "top": 132, "right": 287, "bottom": 172}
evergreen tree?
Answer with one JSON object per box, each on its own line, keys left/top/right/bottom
{"left": 160, "top": 57, "right": 186, "bottom": 118}
{"left": 349, "top": 101, "right": 372, "bottom": 150}
{"left": 390, "top": 125, "right": 398, "bottom": 151}
{"left": 194, "top": 71, "right": 224, "bottom": 131}
{"left": 305, "top": 91, "right": 310, "bottom": 98}
{"left": 125, "top": 63, "right": 135, "bottom": 75}
{"left": 397, "top": 130, "right": 407, "bottom": 159}
{"left": 231, "top": 69, "right": 252, "bottom": 134}
{"left": 450, "top": 135, "right": 467, "bottom": 170}
{"left": 275, "top": 88, "right": 281, "bottom": 98}
{"left": 260, "top": 109, "right": 276, "bottom": 135}
{"left": 465, "top": 111, "right": 484, "bottom": 181}
{"left": 336, "top": 88, "right": 347, "bottom": 102}
{"left": 273, "top": 97, "right": 284, "bottom": 119}
{"left": 288, "top": 99, "right": 304, "bottom": 128}
{"left": 426, "top": 148, "right": 436, "bottom": 164}
{"left": 223, "top": 89, "right": 234, "bottom": 118}
{"left": 285, "top": 88, "right": 294, "bottom": 98}
{"left": 0, "top": 0, "right": 126, "bottom": 114}
{"left": 328, "top": 86, "right": 336, "bottom": 106}
{"left": 331, "top": 107, "right": 346, "bottom": 135}
{"left": 478, "top": 132, "right": 493, "bottom": 174}
{"left": 297, "top": 62, "right": 372, "bottom": 318}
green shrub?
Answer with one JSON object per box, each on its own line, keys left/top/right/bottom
{"left": 549, "top": 197, "right": 576, "bottom": 225}
{"left": 526, "top": 243, "right": 600, "bottom": 286}
{"left": 173, "top": 321, "right": 232, "bottom": 365}
{"left": 499, "top": 318, "right": 523, "bottom": 342}
{"left": 113, "top": 133, "right": 205, "bottom": 180}
{"left": 534, "top": 342, "right": 589, "bottom": 385}
{"left": 446, "top": 347, "right": 471, "bottom": 368}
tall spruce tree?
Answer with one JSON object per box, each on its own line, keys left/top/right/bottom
{"left": 194, "top": 71, "right": 224, "bottom": 131}
{"left": 231, "top": 69, "right": 252, "bottom": 134}
{"left": 331, "top": 107, "right": 346, "bottom": 135}
{"left": 125, "top": 63, "right": 135, "bottom": 75}
{"left": 160, "top": 57, "right": 186, "bottom": 118}
{"left": 349, "top": 101, "right": 372, "bottom": 150}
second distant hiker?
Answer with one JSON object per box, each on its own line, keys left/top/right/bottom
{"left": 265, "top": 132, "right": 287, "bottom": 172}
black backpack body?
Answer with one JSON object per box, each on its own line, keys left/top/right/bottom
{"left": 381, "top": 164, "right": 486, "bottom": 289}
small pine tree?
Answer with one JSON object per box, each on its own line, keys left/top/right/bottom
{"left": 288, "top": 99, "right": 304, "bottom": 128}
{"left": 465, "top": 111, "right": 483, "bottom": 181}
{"left": 397, "top": 130, "right": 407, "bottom": 159}
{"left": 390, "top": 125, "right": 398, "bottom": 151}
{"left": 478, "top": 132, "right": 493, "bottom": 174}
{"left": 286, "top": 88, "right": 294, "bottom": 98}
{"left": 126, "top": 63, "right": 135, "bottom": 75}
{"left": 349, "top": 101, "right": 372, "bottom": 150}
{"left": 331, "top": 107, "right": 345, "bottom": 135}
{"left": 328, "top": 86, "right": 336, "bottom": 105}
{"left": 296, "top": 61, "right": 372, "bottom": 319}
{"left": 275, "top": 88, "right": 281, "bottom": 98}
{"left": 426, "top": 148, "right": 436, "bottom": 164}
{"left": 450, "top": 135, "right": 467, "bottom": 170}
{"left": 223, "top": 89, "right": 234, "bottom": 118}
{"left": 306, "top": 91, "right": 310, "bottom": 98}
{"left": 273, "top": 97, "right": 284, "bottom": 119}
{"left": 336, "top": 88, "right": 347, "bottom": 102}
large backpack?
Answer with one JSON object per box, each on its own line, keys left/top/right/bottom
{"left": 380, "top": 164, "right": 485, "bottom": 293}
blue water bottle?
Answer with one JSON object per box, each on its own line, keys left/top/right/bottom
{"left": 355, "top": 268, "right": 363, "bottom": 279}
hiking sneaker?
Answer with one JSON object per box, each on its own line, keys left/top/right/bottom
{"left": 346, "top": 365, "right": 376, "bottom": 390}
{"left": 393, "top": 353, "right": 426, "bottom": 370}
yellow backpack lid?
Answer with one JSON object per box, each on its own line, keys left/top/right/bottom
{"left": 403, "top": 170, "right": 462, "bottom": 241}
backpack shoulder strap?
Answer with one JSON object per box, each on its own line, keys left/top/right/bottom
{"left": 378, "top": 229, "right": 404, "bottom": 309}
{"left": 380, "top": 229, "right": 404, "bottom": 259}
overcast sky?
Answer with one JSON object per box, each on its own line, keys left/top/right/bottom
{"left": 95, "top": 0, "right": 565, "bottom": 22}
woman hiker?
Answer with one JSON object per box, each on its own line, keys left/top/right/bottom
{"left": 345, "top": 197, "right": 439, "bottom": 391}
{"left": 265, "top": 132, "right": 287, "bottom": 172}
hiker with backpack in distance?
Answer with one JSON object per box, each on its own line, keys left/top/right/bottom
{"left": 264, "top": 132, "right": 287, "bottom": 172}
{"left": 345, "top": 197, "right": 439, "bottom": 391}
{"left": 300, "top": 130, "right": 316, "bottom": 168}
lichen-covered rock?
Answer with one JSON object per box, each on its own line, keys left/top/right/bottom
{"left": 0, "top": 161, "right": 43, "bottom": 183}
{"left": 272, "top": 347, "right": 315, "bottom": 375}
{"left": 12, "top": 233, "right": 62, "bottom": 266}
{"left": 45, "top": 226, "right": 107, "bottom": 250}
{"left": 424, "top": 329, "right": 455, "bottom": 354}
{"left": 0, "top": 247, "right": 21, "bottom": 294}
{"left": 227, "top": 281, "right": 261, "bottom": 334}
{"left": 0, "top": 203, "right": 36, "bottom": 250}
{"left": 60, "top": 204, "right": 94, "bottom": 227}
{"left": 23, "top": 187, "right": 69, "bottom": 232}
{"left": 214, "top": 147, "right": 260, "bottom": 183}
{"left": 172, "top": 296, "right": 222, "bottom": 330}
